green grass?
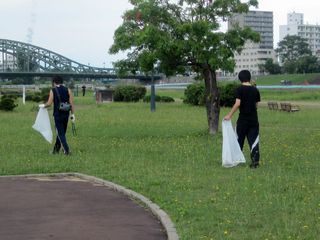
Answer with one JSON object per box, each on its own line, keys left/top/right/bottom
{"left": 155, "top": 89, "right": 185, "bottom": 100}
{"left": 154, "top": 87, "right": 320, "bottom": 103}
{"left": 255, "top": 73, "right": 320, "bottom": 85}
{"left": 0, "top": 96, "right": 320, "bottom": 240}
{"left": 260, "top": 89, "right": 320, "bottom": 101}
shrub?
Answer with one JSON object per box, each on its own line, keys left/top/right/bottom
{"left": 183, "top": 83, "right": 205, "bottom": 106}
{"left": 114, "top": 85, "right": 146, "bottom": 102}
{"left": 25, "top": 88, "right": 50, "bottom": 103}
{"left": 2, "top": 94, "right": 19, "bottom": 100}
{"left": 35, "top": 93, "right": 44, "bottom": 102}
{"left": 143, "top": 94, "right": 161, "bottom": 102}
{"left": 0, "top": 95, "right": 18, "bottom": 111}
{"left": 183, "top": 82, "right": 240, "bottom": 107}
{"left": 40, "top": 88, "right": 51, "bottom": 102}
{"left": 219, "top": 82, "right": 240, "bottom": 107}
{"left": 25, "top": 94, "right": 34, "bottom": 101}
{"left": 160, "top": 96, "right": 175, "bottom": 102}
{"left": 25, "top": 92, "right": 41, "bottom": 102}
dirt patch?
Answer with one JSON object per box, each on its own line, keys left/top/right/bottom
{"left": 307, "top": 75, "right": 320, "bottom": 85}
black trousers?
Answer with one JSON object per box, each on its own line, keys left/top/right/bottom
{"left": 236, "top": 121, "right": 260, "bottom": 164}
{"left": 53, "top": 115, "right": 69, "bottom": 154}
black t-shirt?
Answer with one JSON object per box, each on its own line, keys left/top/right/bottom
{"left": 236, "top": 85, "right": 261, "bottom": 123}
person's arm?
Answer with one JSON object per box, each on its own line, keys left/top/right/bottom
{"left": 68, "top": 88, "right": 75, "bottom": 114}
{"left": 256, "top": 89, "right": 261, "bottom": 108}
{"left": 224, "top": 99, "right": 241, "bottom": 121}
{"left": 39, "top": 90, "right": 53, "bottom": 108}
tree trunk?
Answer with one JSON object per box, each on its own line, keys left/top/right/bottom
{"left": 203, "top": 65, "right": 220, "bottom": 135}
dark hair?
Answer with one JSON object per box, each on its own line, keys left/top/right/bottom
{"left": 52, "top": 75, "right": 63, "bottom": 84}
{"left": 238, "top": 70, "right": 251, "bottom": 83}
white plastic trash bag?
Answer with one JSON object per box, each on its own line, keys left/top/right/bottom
{"left": 222, "top": 120, "right": 245, "bottom": 167}
{"left": 32, "top": 108, "right": 53, "bottom": 143}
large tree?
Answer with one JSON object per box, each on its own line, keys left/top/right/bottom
{"left": 260, "top": 58, "right": 281, "bottom": 75}
{"left": 110, "top": 0, "right": 260, "bottom": 135}
{"left": 296, "top": 55, "right": 320, "bottom": 74}
{"left": 276, "top": 35, "right": 312, "bottom": 63}
{"left": 276, "top": 35, "right": 313, "bottom": 73}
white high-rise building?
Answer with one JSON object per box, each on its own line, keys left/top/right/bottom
{"left": 279, "top": 12, "right": 320, "bottom": 57}
{"left": 228, "top": 11, "right": 277, "bottom": 75}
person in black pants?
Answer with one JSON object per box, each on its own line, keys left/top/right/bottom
{"left": 39, "top": 76, "right": 75, "bottom": 155}
{"left": 224, "top": 70, "right": 261, "bottom": 168}
{"left": 82, "top": 85, "right": 86, "bottom": 96}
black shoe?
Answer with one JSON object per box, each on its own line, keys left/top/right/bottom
{"left": 52, "top": 145, "right": 60, "bottom": 154}
{"left": 51, "top": 148, "right": 60, "bottom": 154}
{"left": 250, "top": 162, "right": 259, "bottom": 169}
{"left": 63, "top": 150, "right": 70, "bottom": 156}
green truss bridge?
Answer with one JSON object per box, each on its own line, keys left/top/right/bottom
{"left": 0, "top": 39, "right": 158, "bottom": 81}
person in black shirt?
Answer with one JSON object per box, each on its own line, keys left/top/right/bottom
{"left": 224, "top": 70, "right": 261, "bottom": 168}
{"left": 39, "top": 76, "right": 75, "bottom": 155}
{"left": 82, "top": 85, "right": 86, "bottom": 96}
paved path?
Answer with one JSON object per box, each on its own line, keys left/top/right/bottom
{"left": 0, "top": 175, "right": 167, "bottom": 240}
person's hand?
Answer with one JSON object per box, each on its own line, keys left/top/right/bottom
{"left": 38, "top": 104, "right": 45, "bottom": 108}
{"left": 70, "top": 114, "right": 75, "bottom": 123}
{"left": 224, "top": 114, "right": 231, "bottom": 121}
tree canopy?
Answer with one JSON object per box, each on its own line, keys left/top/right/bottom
{"left": 259, "top": 58, "right": 281, "bottom": 75}
{"left": 276, "top": 35, "right": 312, "bottom": 63}
{"left": 110, "top": 0, "right": 260, "bottom": 134}
{"left": 276, "top": 35, "right": 319, "bottom": 74}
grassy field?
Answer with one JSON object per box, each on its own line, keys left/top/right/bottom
{"left": 0, "top": 91, "right": 320, "bottom": 239}
{"left": 156, "top": 88, "right": 320, "bottom": 103}
{"left": 254, "top": 73, "right": 320, "bottom": 85}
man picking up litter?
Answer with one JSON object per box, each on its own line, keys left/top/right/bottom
{"left": 224, "top": 70, "right": 261, "bottom": 169}
{"left": 39, "top": 75, "right": 75, "bottom": 155}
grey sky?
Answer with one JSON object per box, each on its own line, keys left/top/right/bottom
{"left": 0, "top": 0, "right": 318, "bottom": 68}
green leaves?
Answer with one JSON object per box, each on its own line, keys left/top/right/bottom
{"left": 276, "top": 35, "right": 312, "bottom": 62}
{"left": 276, "top": 35, "right": 317, "bottom": 73}
{"left": 110, "top": 0, "right": 260, "bottom": 75}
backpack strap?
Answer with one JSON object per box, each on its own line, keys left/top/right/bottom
{"left": 54, "top": 87, "right": 62, "bottom": 104}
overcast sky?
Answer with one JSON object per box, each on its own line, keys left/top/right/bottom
{"left": 0, "top": 0, "right": 318, "bottom": 68}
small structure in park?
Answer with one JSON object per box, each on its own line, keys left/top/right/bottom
{"left": 95, "top": 89, "right": 114, "bottom": 103}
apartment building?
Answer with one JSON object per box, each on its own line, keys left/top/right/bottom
{"left": 279, "top": 12, "right": 320, "bottom": 57}
{"left": 228, "top": 11, "right": 277, "bottom": 75}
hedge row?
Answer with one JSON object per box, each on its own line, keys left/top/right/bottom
{"left": 143, "top": 95, "right": 175, "bottom": 103}
{"left": 113, "top": 85, "right": 175, "bottom": 103}
{"left": 113, "top": 85, "right": 146, "bottom": 102}
{"left": 26, "top": 88, "right": 51, "bottom": 103}
{"left": 0, "top": 95, "right": 18, "bottom": 111}
{"left": 184, "top": 82, "right": 241, "bottom": 107}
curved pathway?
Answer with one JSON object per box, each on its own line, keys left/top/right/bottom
{"left": 0, "top": 174, "right": 177, "bottom": 240}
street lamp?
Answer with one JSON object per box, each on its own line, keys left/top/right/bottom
{"left": 150, "top": 61, "right": 159, "bottom": 112}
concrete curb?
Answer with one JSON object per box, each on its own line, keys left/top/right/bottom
{"left": 0, "top": 173, "right": 179, "bottom": 240}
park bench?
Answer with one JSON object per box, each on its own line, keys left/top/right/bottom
{"left": 267, "top": 102, "right": 279, "bottom": 110}
{"left": 280, "top": 102, "right": 300, "bottom": 112}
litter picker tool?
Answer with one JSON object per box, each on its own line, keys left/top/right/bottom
{"left": 71, "top": 122, "right": 77, "bottom": 136}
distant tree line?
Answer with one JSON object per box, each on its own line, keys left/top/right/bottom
{"left": 260, "top": 35, "right": 320, "bottom": 74}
